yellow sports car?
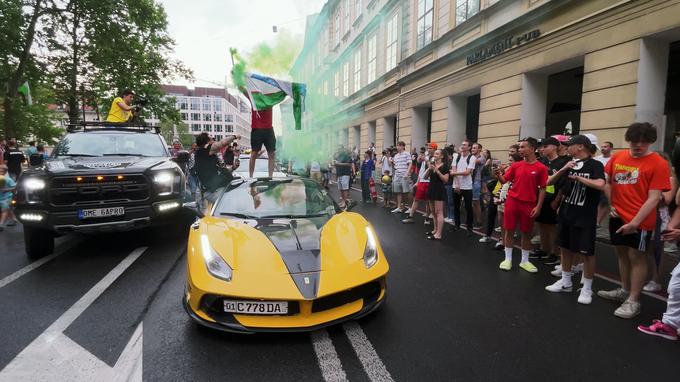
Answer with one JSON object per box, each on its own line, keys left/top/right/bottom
{"left": 183, "top": 178, "right": 388, "bottom": 333}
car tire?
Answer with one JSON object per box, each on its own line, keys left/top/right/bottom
{"left": 24, "top": 226, "right": 55, "bottom": 259}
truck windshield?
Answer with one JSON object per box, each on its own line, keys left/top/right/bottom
{"left": 53, "top": 133, "right": 168, "bottom": 158}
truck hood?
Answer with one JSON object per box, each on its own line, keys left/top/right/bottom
{"left": 44, "top": 156, "right": 167, "bottom": 174}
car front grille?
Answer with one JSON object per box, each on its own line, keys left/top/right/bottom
{"left": 312, "top": 280, "right": 382, "bottom": 313}
{"left": 49, "top": 175, "right": 150, "bottom": 206}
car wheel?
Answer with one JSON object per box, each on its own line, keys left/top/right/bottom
{"left": 24, "top": 226, "right": 55, "bottom": 259}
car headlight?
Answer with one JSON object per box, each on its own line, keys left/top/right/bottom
{"left": 23, "top": 178, "right": 46, "bottom": 204}
{"left": 363, "top": 226, "right": 379, "bottom": 268}
{"left": 152, "top": 170, "right": 181, "bottom": 196}
{"left": 200, "top": 234, "right": 233, "bottom": 281}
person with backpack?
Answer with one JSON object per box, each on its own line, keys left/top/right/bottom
{"left": 450, "top": 140, "right": 476, "bottom": 235}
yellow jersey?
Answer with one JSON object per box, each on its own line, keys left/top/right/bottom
{"left": 106, "top": 97, "right": 131, "bottom": 122}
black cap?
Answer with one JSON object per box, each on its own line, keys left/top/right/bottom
{"left": 540, "top": 137, "right": 560, "bottom": 147}
{"left": 566, "top": 134, "right": 592, "bottom": 147}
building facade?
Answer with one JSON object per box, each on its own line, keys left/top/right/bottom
{"left": 290, "top": 0, "right": 680, "bottom": 156}
{"left": 148, "top": 85, "right": 252, "bottom": 148}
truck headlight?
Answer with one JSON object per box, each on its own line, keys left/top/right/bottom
{"left": 363, "top": 226, "right": 379, "bottom": 268}
{"left": 153, "top": 170, "right": 180, "bottom": 196}
{"left": 200, "top": 235, "right": 233, "bottom": 281}
{"left": 23, "top": 178, "right": 46, "bottom": 204}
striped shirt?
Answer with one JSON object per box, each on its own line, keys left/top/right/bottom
{"left": 392, "top": 151, "right": 411, "bottom": 177}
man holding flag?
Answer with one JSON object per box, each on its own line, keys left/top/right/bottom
{"left": 231, "top": 49, "right": 306, "bottom": 178}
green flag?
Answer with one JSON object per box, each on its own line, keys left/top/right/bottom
{"left": 18, "top": 81, "right": 32, "bottom": 106}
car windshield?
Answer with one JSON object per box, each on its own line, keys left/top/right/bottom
{"left": 214, "top": 179, "right": 337, "bottom": 219}
{"left": 52, "top": 133, "right": 168, "bottom": 158}
{"left": 234, "top": 157, "right": 279, "bottom": 173}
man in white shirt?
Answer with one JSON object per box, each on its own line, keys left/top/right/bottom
{"left": 595, "top": 140, "right": 613, "bottom": 225}
{"left": 390, "top": 141, "right": 412, "bottom": 213}
{"left": 402, "top": 142, "right": 437, "bottom": 224}
{"left": 450, "top": 140, "right": 476, "bottom": 234}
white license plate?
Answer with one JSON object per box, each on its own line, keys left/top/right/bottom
{"left": 78, "top": 207, "right": 125, "bottom": 219}
{"left": 223, "top": 300, "right": 288, "bottom": 315}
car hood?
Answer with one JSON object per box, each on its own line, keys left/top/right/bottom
{"left": 44, "top": 156, "right": 168, "bottom": 174}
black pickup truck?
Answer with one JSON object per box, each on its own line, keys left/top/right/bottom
{"left": 14, "top": 123, "right": 186, "bottom": 258}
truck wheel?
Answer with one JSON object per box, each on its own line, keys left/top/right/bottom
{"left": 24, "top": 226, "right": 55, "bottom": 259}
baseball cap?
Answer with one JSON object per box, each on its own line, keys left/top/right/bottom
{"left": 551, "top": 134, "right": 569, "bottom": 145}
{"left": 583, "top": 133, "right": 599, "bottom": 148}
{"left": 566, "top": 134, "right": 592, "bottom": 147}
{"left": 540, "top": 137, "right": 560, "bottom": 147}
{"left": 427, "top": 142, "right": 438, "bottom": 149}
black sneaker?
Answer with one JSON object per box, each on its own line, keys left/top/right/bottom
{"left": 543, "top": 254, "right": 561, "bottom": 265}
{"left": 529, "top": 250, "right": 548, "bottom": 259}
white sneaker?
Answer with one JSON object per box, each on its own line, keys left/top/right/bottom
{"left": 614, "top": 299, "right": 641, "bottom": 319}
{"left": 429, "top": 214, "right": 435, "bottom": 220}
{"left": 494, "top": 241, "right": 504, "bottom": 249}
{"left": 444, "top": 218, "right": 454, "bottom": 224}
{"left": 494, "top": 227, "right": 502, "bottom": 233}
{"left": 545, "top": 279, "right": 573, "bottom": 293}
{"left": 597, "top": 288, "right": 629, "bottom": 302}
{"left": 578, "top": 289, "right": 593, "bottom": 305}
{"left": 550, "top": 268, "right": 562, "bottom": 277}
{"left": 531, "top": 235, "right": 541, "bottom": 245}
{"left": 404, "top": 208, "right": 412, "bottom": 214}
{"left": 572, "top": 263, "right": 584, "bottom": 273}
{"left": 643, "top": 280, "right": 663, "bottom": 292}
{"left": 390, "top": 208, "right": 403, "bottom": 213}
{"left": 479, "top": 236, "right": 491, "bottom": 243}
{"left": 554, "top": 264, "right": 562, "bottom": 271}
{"left": 424, "top": 219, "right": 431, "bottom": 225}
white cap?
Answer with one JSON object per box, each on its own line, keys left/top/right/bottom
{"left": 583, "top": 133, "right": 598, "bottom": 148}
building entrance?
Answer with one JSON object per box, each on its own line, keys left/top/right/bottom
{"left": 465, "top": 94, "right": 480, "bottom": 142}
{"left": 663, "top": 40, "right": 680, "bottom": 153}
{"left": 545, "top": 67, "right": 584, "bottom": 137}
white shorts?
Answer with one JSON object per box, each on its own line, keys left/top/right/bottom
{"left": 392, "top": 176, "right": 412, "bottom": 193}
{"left": 337, "top": 175, "right": 350, "bottom": 191}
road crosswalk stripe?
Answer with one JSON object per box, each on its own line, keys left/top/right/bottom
{"left": 0, "top": 239, "right": 80, "bottom": 290}
{"left": 310, "top": 329, "right": 348, "bottom": 382}
{"left": 0, "top": 247, "right": 146, "bottom": 381}
{"left": 343, "top": 321, "right": 394, "bottom": 382}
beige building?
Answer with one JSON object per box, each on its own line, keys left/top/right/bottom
{"left": 290, "top": 0, "right": 680, "bottom": 156}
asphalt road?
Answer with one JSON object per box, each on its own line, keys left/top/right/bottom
{"left": 0, "top": 188, "right": 678, "bottom": 382}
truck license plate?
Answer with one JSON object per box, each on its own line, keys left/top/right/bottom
{"left": 78, "top": 207, "right": 125, "bottom": 219}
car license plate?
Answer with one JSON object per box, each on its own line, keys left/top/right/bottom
{"left": 223, "top": 300, "right": 288, "bottom": 315}
{"left": 78, "top": 207, "right": 125, "bottom": 219}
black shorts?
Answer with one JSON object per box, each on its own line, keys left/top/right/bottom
{"left": 558, "top": 223, "right": 596, "bottom": 256}
{"left": 609, "top": 217, "right": 653, "bottom": 252}
{"left": 251, "top": 128, "right": 276, "bottom": 152}
{"left": 535, "top": 199, "right": 558, "bottom": 224}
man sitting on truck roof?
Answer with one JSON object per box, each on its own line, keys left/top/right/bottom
{"left": 106, "top": 89, "right": 135, "bottom": 123}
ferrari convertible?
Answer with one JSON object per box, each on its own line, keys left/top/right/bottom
{"left": 183, "top": 178, "right": 389, "bottom": 333}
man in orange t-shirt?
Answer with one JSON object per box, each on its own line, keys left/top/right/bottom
{"left": 599, "top": 122, "right": 670, "bottom": 319}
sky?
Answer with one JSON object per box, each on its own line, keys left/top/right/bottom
{"left": 162, "top": 0, "right": 326, "bottom": 88}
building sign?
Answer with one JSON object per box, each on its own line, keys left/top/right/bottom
{"left": 466, "top": 29, "right": 541, "bottom": 65}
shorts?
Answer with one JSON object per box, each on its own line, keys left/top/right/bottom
{"left": 535, "top": 198, "right": 558, "bottom": 224}
{"left": 609, "top": 217, "right": 653, "bottom": 252}
{"left": 472, "top": 181, "right": 482, "bottom": 201}
{"left": 558, "top": 223, "right": 596, "bottom": 256}
{"left": 251, "top": 128, "right": 276, "bottom": 152}
{"left": 599, "top": 193, "right": 609, "bottom": 207}
{"left": 392, "top": 176, "right": 412, "bottom": 193}
{"left": 415, "top": 182, "right": 430, "bottom": 201}
{"left": 503, "top": 197, "right": 535, "bottom": 233}
{"left": 0, "top": 199, "right": 10, "bottom": 210}
{"left": 337, "top": 175, "right": 350, "bottom": 191}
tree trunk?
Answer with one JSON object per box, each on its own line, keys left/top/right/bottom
{"left": 67, "top": 8, "right": 81, "bottom": 124}
{"left": 3, "top": 0, "right": 43, "bottom": 138}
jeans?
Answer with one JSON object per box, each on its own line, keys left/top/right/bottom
{"left": 188, "top": 174, "right": 199, "bottom": 196}
{"left": 445, "top": 185, "right": 455, "bottom": 219}
{"left": 361, "top": 178, "right": 371, "bottom": 202}
{"left": 453, "top": 189, "right": 473, "bottom": 229}
{"left": 663, "top": 262, "right": 680, "bottom": 329}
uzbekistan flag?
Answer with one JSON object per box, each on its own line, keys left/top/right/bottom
{"left": 245, "top": 73, "right": 306, "bottom": 130}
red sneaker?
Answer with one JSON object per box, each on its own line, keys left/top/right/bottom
{"left": 637, "top": 320, "right": 678, "bottom": 341}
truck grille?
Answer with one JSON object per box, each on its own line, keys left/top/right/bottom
{"left": 50, "top": 175, "right": 150, "bottom": 206}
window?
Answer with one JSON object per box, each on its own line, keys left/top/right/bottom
{"left": 367, "top": 34, "right": 377, "bottom": 83}
{"left": 334, "top": 71, "right": 340, "bottom": 97}
{"left": 190, "top": 98, "right": 201, "bottom": 110}
{"left": 353, "top": 48, "right": 362, "bottom": 93}
{"left": 343, "top": 0, "right": 350, "bottom": 35}
{"left": 177, "top": 97, "right": 188, "bottom": 110}
{"left": 191, "top": 123, "right": 201, "bottom": 132}
{"left": 215, "top": 125, "right": 223, "bottom": 132}
{"left": 226, "top": 125, "right": 233, "bottom": 133}
{"left": 416, "top": 0, "right": 434, "bottom": 49}
{"left": 213, "top": 99, "right": 222, "bottom": 111}
{"left": 203, "top": 124, "right": 212, "bottom": 132}
{"left": 385, "top": 12, "right": 399, "bottom": 71}
{"left": 355, "top": 0, "right": 362, "bottom": 21}
{"left": 204, "top": 113, "right": 212, "bottom": 121}
{"left": 191, "top": 113, "right": 201, "bottom": 121}
{"left": 334, "top": 10, "right": 341, "bottom": 46}
{"left": 342, "top": 62, "right": 350, "bottom": 97}
{"left": 215, "top": 114, "right": 222, "bottom": 122}
{"left": 455, "top": 0, "right": 479, "bottom": 25}
{"left": 180, "top": 112, "right": 188, "bottom": 121}
{"left": 202, "top": 98, "right": 212, "bottom": 110}
{"left": 225, "top": 114, "right": 234, "bottom": 122}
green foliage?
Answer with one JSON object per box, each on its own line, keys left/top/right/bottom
{"left": 0, "top": 85, "right": 64, "bottom": 143}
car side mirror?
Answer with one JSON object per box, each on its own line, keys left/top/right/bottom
{"left": 183, "top": 201, "right": 204, "bottom": 218}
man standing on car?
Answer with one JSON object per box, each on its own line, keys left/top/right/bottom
{"left": 334, "top": 145, "right": 355, "bottom": 210}
{"left": 194, "top": 132, "right": 240, "bottom": 205}
{"left": 106, "top": 89, "right": 135, "bottom": 123}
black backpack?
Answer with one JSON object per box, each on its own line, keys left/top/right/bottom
{"left": 29, "top": 153, "right": 44, "bottom": 166}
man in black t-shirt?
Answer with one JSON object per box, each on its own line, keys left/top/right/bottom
{"left": 3, "top": 139, "right": 25, "bottom": 180}
{"left": 194, "top": 133, "right": 240, "bottom": 205}
{"left": 334, "top": 145, "right": 354, "bottom": 209}
{"left": 544, "top": 135, "right": 605, "bottom": 305}
{"left": 533, "top": 137, "right": 570, "bottom": 264}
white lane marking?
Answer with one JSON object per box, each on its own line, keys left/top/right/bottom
{"left": 311, "top": 329, "right": 348, "bottom": 382}
{"left": 343, "top": 322, "right": 394, "bottom": 382}
{"left": 0, "top": 247, "right": 146, "bottom": 382}
{"left": 0, "top": 238, "right": 81, "bottom": 289}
